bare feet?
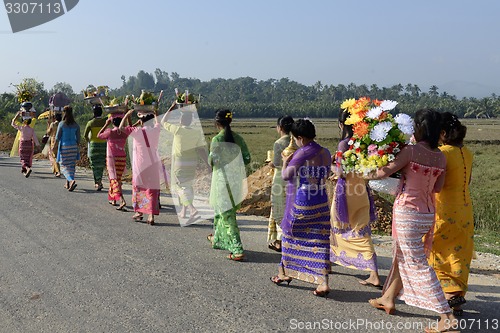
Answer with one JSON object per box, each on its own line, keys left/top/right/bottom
{"left": 368, "top": 298, "right": 395, "bottom": 315}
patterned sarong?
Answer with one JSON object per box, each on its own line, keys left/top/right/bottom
{"left": 89, "top": 142, "right": 107, "bottom": 183}
{"left": 19, "top": 140, "right": 34, "bottom": 171}
{"left": 59, "top": 144, "right": 78, "bottom": 181}
{"left": 386, "top": 207, "right": 451, "bottom": 314}
{"left": 108, "top": 156, "right": 126, "bottom": 201}
{"left": 132, "top": 185, "right": 160, "bottom": 215}
{"left": 281, "top": 188, "right": 331, "bottom": 285}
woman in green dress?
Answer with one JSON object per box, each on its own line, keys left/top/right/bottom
{"left": 207, "top": 109, "right": 251, "bottom": 261}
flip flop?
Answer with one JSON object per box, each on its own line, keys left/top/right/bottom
{"left": 25, "top": 169, "right": 32, "bottom": 178}
{"left": 359, "top": 280, "right": 383, "bottom": 290}
{"left": 227, "top": 253, "right": 244, "bottom": 261}
{"left": 108, "top": 201, "right": 117, "bottom": 206}
{"left": 68, "top": 181, "right": 77, "bottom": 192}
{"left": 132, "top": 215, "right": 143, "bottom": 222}
{"left": 116, "top": 203, "right": 127, "bottom": 211}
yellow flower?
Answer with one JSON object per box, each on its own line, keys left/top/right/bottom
{"left": 345, "top": 114, "right": 363, "bottom": 125}
{"left": 344, "top": 150, "right": 352, "bottom": 157}
{"left": 341, "top": 98, "right": 356, "bottom": 110}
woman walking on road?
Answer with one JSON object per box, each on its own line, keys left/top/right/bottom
{"left": 11, "top": 111, "right": 40, "bottom": 177}
{"left": 84, "top": 105, "right": 107, "bottom": 191}
{"left": 56, "top": 105, "right": 80, "bottom": 191}
{"left": 270, "top": 119, "right": 332, "bottom": 297}
{"left": 365, "top": 109, "right": 458, "bottom": 333}
{"left": 267, "top": 115, "right": 294, "bottom": 252}
{"left": 428, "top": 112, "right": 474, "bottom": 317}
{"left": 207, "top": 109, "right": 251, "bottom": 261}
{"left": 330, "top": 110, "right": 382, "bottom": 288}
{"left": 46, "top": 112, "right": 62, "bottom": 177}
{"left": 119, "top": 109, "right": 162, "bottom": 225}
{"left": 98, "top": 115, "right": 130, "bottom": 210}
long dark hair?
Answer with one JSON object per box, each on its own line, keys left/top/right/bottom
{"left": 215, "top": 109, "right": 235, "bottom": 143}
{"left": 277, "top": 115, "right": 294, "bottom": 134}
{"left": 63, "top": 105, "right": 76, "bottom": 125}
{"left": 92, "top": 104, "right": 103, "bottom": 118}
{"left": 339, "top": 110, "right": 353, "bottom": 140}
{"left": 413, "top": 108, "right": 441, "bottom": 149}
{"left": 441, "top": 112, "right": 467, "bottom": 146}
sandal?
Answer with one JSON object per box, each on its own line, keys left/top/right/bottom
{"left": 452, "top": 307, "right": 464, "bottom": 317}
{"left": 268, "top": 241, "right": 282, "bottom": 252}
{"left": 96, "top": 183, "right": 103, "bottom": 191}
{"left": 207, "top": 234, "right": 214, "bottom": 243}
{"left": 270, "top": 275, "right": 292, "bottom": 286}
{"left": 147, "top": 218, "right": 155, "bottom": 225}
{"left": 116, "top": 202, "right": 127, "bottom": 211}
{"left": 132, "top": 214, "right": 143, "bottom": 222}
{"left": 108, "top": 200, "right": 117, "bottom": 206}
{"left": 227, "top": 253, "right": 244, "bottom": 261}
{"left": 313, "top": 289, "right": 330, "bottom": 298}
{"left": 68, "top": 181, "right": 77, "bottom": 192}
{"left": 448, "top": 295, "right": 466, "bottom": 308}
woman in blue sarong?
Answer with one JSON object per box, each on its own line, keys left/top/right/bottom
{"left": 270, "top": 118, "right": 332, "bottom": 297}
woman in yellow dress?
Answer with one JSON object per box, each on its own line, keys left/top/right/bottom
{"left": 428, "top": 112, "right": 474, "bottom": 317}
{"left": 330, "top": 110, "right": 381, "bottom": 288}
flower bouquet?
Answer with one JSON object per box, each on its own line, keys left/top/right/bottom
{"left": 338, "top": 97, "right": 414, "bottom": 193}
{"left": 174, "top": 88, "right": 200, "bottom": 112}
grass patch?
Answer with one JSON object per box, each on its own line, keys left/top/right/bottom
{"left": 474, "top": 232, "right": 500, "bottom": 256}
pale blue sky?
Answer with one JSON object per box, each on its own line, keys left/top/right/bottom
{"left": 1, "top": 0, "right": 499, "bottom": 97}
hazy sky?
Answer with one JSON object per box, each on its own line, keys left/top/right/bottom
{"left": 1, "top": 0, "right": 499, "bottom": 97}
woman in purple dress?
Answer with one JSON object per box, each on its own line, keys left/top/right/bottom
{"left": 270, "top": 119, "right": 332, "bottom": 297}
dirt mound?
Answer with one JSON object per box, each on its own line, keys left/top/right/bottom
{"left": 0, "top": 133, "right": 15, "bottom": 151}
{"left": 238, "top": 164, "right": 393, "bottom": 234}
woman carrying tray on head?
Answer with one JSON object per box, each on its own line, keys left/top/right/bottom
{"left": 119, "top": 107, "right": 162, "bottom": 225}
{"left": 11, "top": 110, "right": 40, "bottom": 177}
{"left": 161, "top": 101, "right": 208, "bottom": 220}
{"left": 84, "top": 105, "right": 108, "bottom": 191}
{"left": 98, "top": 113, "right": 131, "bottom": 210}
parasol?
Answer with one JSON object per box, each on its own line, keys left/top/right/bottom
{"left": 38, "top": 110, "right": 51, "bottom": 120}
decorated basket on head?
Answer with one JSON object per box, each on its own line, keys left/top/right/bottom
{"left": 133, "top": 90, "right": 163, "bottom": 116}
{"left": 14, "top": 78, "right": 38, "bottom": 120}
{"left": 83, "top": 85, "right": 109, "bottom": 105}
{"left": 174, "top": 88, "right": 199, "bottom": 112}
{"left": 337, "top": 97, "right": 414, "bottom": 193}
{"left": 103, "top": 96, "right": 130, "bottom": 115}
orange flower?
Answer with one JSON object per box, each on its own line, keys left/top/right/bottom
{"left": 378, "top": 111, "right": 388, "bottom": 120}
{"left": 373, "top": 99, "right": 382, "bottom": 106}
{"left": 353, "top": 121, "right": 369, "bottom": 138}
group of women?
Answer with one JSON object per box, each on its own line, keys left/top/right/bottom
{"left": 11, "top": 102, "right": 473, "bottom": 332}
{"left": 266, "top": 109, "right": 473, "bottom": 333}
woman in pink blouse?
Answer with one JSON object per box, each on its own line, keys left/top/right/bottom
{"left": 11, "top": 111, "right": 40, "bottom": 177}
{"left": 366, "top": 109, "right": 458, "bottom": 333}
{"left": 97, "top": 115, "right": 130, "bottom": 211}
{"left": 119, "top": 109, "right": 162, "bottom": 225}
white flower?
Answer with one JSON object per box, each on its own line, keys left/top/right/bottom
{"left": 380, "top": 100, "right": 398, "bottom": 111}
{"left": 388, "top": 154, "right": 395, "bottom": 161}
{"left": 354, "top": 141, "right": 361, "bottom": 149}
{"left": 394, "top": 113, "right": 413, "bottom": 126}
{"left": 366, "top": 106, "right": 383, "bottom": 119}
{"left": 369, "top": 121, "right": 392, "bottom": 142}
{"left": 348, "top": 139, "right": 354, "bottom": 145}
{"left": 398, "top": 124, "right": 414, "bottom": 135}
{"left": 393, "top": 147, "right": 400, "bottom": 154}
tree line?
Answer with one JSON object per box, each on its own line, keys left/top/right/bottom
{"left": 1, "top": 69, "right": 499, "bottom": 132}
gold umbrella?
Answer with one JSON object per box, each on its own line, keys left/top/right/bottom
{"left": 37, "top": 110, "right": 51, "bottom": 120}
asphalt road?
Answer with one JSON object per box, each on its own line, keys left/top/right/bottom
{"left": 1, "top": 154, "right": 499, "bottom": 333}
